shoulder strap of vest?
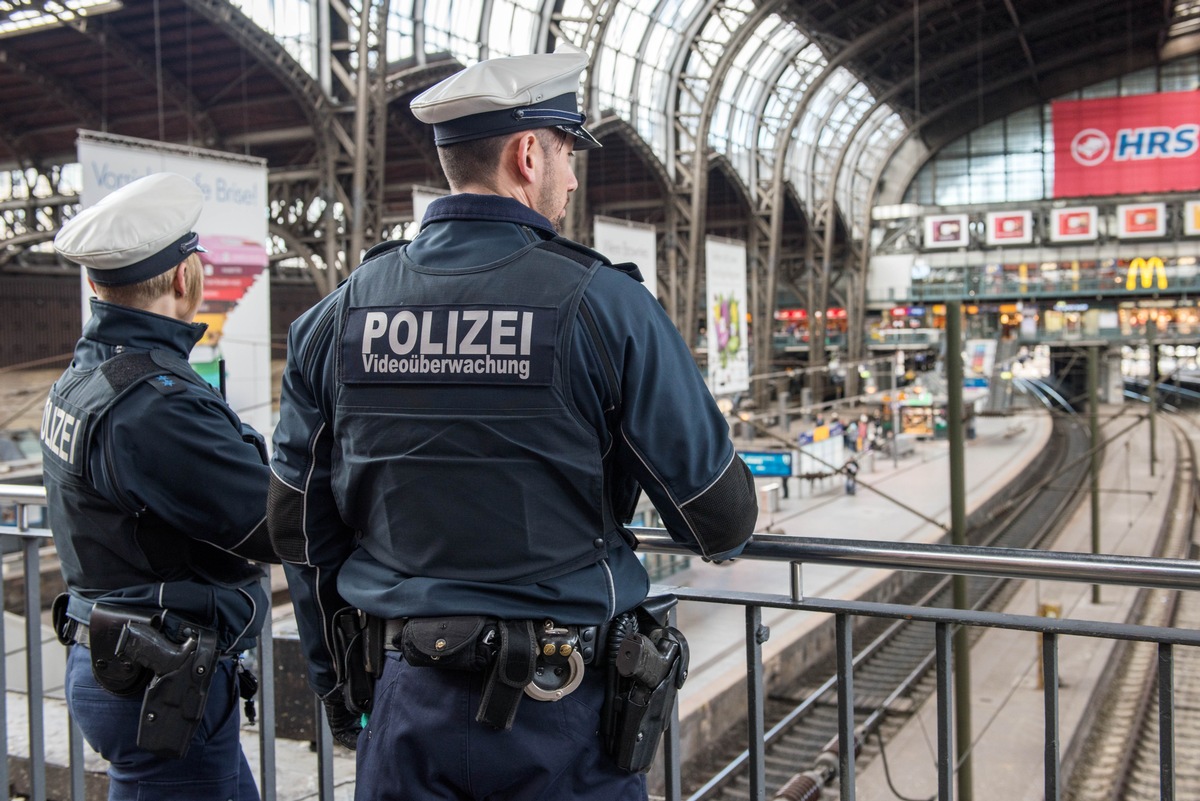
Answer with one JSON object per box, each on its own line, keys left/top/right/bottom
{"left": 100, "top": 351, "right": 162, "bottom": 394}
{"left": 361, "top": 238, "right": 410, "bottom": 265}
{"left": 533, "top": 239, "right": 623, "bottom": 421}
{"left": 535, "top": 237, "right": 607, "bottom": 269}
{"left": 535, "top": 237, "right": 644, "bottom": 283}
{"left": 100, "top": 351, "right": 217, "bottom": 400}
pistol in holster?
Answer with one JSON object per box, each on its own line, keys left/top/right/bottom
{"left": 601, "top": 595, "right": 690, "bottom": 773}
{"left": 82, "top": 602, "right": 220, "bottom": 760}
{"left": 332, "top": 607, "right": 384, "bottom": 715}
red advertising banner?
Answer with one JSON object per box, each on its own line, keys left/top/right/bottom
{"left": 1049, "top": 207, "right": 1097, "bottom": 241}
{"left": 985, "top": 211, "right": 1032, "bottom": 245}
{"left": 1116, "top": 203, "right": 1165, "bottom": 238}
{"left": 1053, "top": 91, "right": 1200, "bottom": 197}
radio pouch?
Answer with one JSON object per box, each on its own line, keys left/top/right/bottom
{"left": 87, "top": 603, "right": 161, "bottom": 697}
{"left": 333, "top": 607, "right": 380, "bottom": 715}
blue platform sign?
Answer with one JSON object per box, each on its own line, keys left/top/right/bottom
{"left": 739, "top": 450, "right": 793, "bottom": 477}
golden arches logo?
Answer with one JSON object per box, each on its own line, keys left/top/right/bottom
{"left": 1125, "top": 257, "right": 1167, "bottom": 290}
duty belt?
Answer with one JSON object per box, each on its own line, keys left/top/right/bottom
{"left": 69, "top": 622, "right": 92, "bottom": 648}
{"left": 384, "top": 615, "right": 605, "bottom": 730}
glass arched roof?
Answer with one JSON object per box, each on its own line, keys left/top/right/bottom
{"left": 231, "top": 0, "right": 907, "bottom": 231}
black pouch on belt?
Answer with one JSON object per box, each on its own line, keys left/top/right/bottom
{"left": 332, "top": 607, "right": 382, "bottom": 715}
{"left": 86, "top": 603, "right": 162, "bottom": 697}
{"left": 400, "top": 616, "right": 496, "bottom": 671}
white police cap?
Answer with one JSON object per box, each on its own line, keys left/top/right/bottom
{"left": 410, "top": 44, "right": 601, "bottom": 150}
{"left": 55, "top": 172, "right": 207, "bottom": 287}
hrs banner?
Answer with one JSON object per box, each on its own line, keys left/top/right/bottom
{"left": 1053, "top": 91, "right": 1200, "bottom": 197}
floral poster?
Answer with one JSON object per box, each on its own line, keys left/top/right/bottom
{"left": 705, "top": 236, "right": 749, "bottom": 395}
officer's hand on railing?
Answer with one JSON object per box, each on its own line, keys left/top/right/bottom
{"left": 321, "top": 690, "right": 363, "bottom": 751}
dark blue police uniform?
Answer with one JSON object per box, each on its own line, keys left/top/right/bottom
{"left": 269, "top": 194, "right": 758, "bottom": 799}
{"left": 42, "top": 299, "right": 272, "bottom": 800}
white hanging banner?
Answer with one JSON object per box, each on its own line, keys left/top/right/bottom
{"left": 705, "top": 236, "right": 749, "bottom": 395}
{"left": 76, "top": 131, "right": 272, "bottom": 433}
{"left": 593, "top": 216, "right": 657, "bottom": 298}
{"left": 411, "top": 185, "right": 448, "bottom": 232}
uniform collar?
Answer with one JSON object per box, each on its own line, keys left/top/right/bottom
{"left": 77, "top": 299, "right": 207, "bottom": 363}
{"left": 421, "top": 194, "right": 558, "bottom": 237}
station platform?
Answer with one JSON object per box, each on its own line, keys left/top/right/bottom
{"left": 853, "top": 408, "right": 1176, "bottom": 800}
{"left": 663, "top": 410, "right": 1055, "bottom": 787}
{"left": 8, "top": 384, "right": 1169, "bottom": 800}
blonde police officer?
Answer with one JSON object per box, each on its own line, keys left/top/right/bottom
{"left": 42, "top": 173, "right": 276, "bottom": 801}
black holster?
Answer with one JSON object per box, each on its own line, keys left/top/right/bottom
{"left": 602, "top": 596, "right": 690, "bottom": 773}
{"left": 85, "top": 603, "right": 162, "bottom": 697}
{"left": 333, "top": 608, "right": 384, "bottom": 715}
{"left": 116, "top": 618, "right": 220, "bottom": 759}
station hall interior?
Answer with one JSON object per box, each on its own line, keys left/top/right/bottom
{"left": 6, "top": 2, "right": 1200, "bottom": 801}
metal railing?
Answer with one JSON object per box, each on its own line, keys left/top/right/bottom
{"left": 909, "top": 271, "right": 1200, "bottom": 302}
{"left": 4, "top": 485, "right": 1200, "bottom": 800}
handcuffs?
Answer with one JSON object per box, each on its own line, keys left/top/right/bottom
{"left": 525, "top": 620, "right": 586, "bottom": 701}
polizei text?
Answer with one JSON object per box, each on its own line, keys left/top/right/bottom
{"left": 341, "top": 304, "right": 556, "bottom": 385}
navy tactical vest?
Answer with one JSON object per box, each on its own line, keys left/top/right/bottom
{"left": 40, "top": 349, "right": 266, "bottom": 651}
{"left": 333, "top": 239, "right": 626, "bottom": 585}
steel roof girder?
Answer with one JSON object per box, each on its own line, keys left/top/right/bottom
{"left": 0, "top": 48, "right": 102, "bottom": 132}
{"left": 61, "top": 16, "right": 220, "bottom": 146}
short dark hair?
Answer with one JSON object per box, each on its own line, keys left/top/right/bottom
{"left": 438, "top": 128, "right": 571, "bottom": 190}
{"left": 438, "top": 134, "right": 508, "bottom": 191}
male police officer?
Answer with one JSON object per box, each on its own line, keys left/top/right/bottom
{"left": 269, "top": 44, "right": 758, "bottom": 800}
{"left": 42, "top": 172, "right": 277, "bottom": 800}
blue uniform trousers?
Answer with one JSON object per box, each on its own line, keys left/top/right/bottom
{"left": 355, "top": 651, "right": 647, "bottom": 801}
{"left": 65, "top": 644, "right": 259, "bottom": 801}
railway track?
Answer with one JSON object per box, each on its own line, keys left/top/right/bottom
{"left": 687, "top": 401, "right": 1099, "bottom": 801}
{"left": 1064, "top": 408, "right": 1200, "bottom": 800}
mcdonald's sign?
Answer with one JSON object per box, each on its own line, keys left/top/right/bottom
{"left": 1125, "top": 257, "right": 1167, "bottom": 290}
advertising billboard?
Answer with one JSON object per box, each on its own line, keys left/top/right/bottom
{"left": 76, "top": 131, "right": 272, "bottom": 432}
{"left": 1048, "top": 206, "right": 1098, "bottom": 242}
{"left": 594, "top": 216, "right": 658, "bottom": 299}
{"left": 1186, "top": 201, "right": 1200, "bottom": 236}
{"left": 985, "top": 211, "right": 1033, "bottom": 245}
{"left": 1052, "top": 91, "right": 1200, "bottom": 197}
{"left": 1116, "top": 202, "right": 1166, "bottom": 239}
{"left": 923, "top": 214, "right": 969, "bottom": 248}
{"left": 705, "top": 236, "right": 749, "bottom": 395}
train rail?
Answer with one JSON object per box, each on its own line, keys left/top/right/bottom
{"left": 1064, "top": 405, "right": 1200, "bottom": 800}
{"left": 682, "top": 396, "right": 1100, "bottom": 800}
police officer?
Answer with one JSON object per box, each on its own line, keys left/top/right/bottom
{"left": 42, "top": 173, "right": 277, "bottom": 801}
{"left": 269, "top": 44, "right": 758, "bottom": 801}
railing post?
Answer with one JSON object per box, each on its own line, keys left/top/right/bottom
{"left": 1088, "top": 345, "right": 1101, "bottom": 604}
{"left": 835, "top": 614, "right": 856, "bottom": 801}
{"left": 0, "top": 531, "right": 8, "bottom": 799}
{"left": 23, "top": 529, "right": 47, "bottom": 801}
{"left": 664, "top": 603, "right": 683, "bottom": 801}
{"left": 69, "top": 714, "right": 85, "bottom": 801}
{"left": 258, "top": 573, "right": 277, "bottom": 801}
{"left": 1159, "top": 643, "right": 1175, "bottom": 801}
{"left": 745, "top": 606, "right": 767, "bottom": 801}
{"left": 935, "top": 622, "right": 953, "bottom": 801}
{"left": 1043, "top": 632, "right": 1059, "bottom": 801}
{"left": 315, "top": 693, "right": 335, "bottom": 800}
